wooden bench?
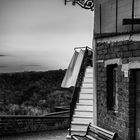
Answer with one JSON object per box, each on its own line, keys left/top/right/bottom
{"left": 71, "top": 123, "right": 118, "bottom": 140}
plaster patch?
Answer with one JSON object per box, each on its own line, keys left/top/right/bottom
{"left": 122, "top": 61, "right": 140, "bottom": 71}
{"left": 104, "top": 58, "right": 122, "bottom": 67}
{"left": 122, "top": 64, "right": 129, "bottom": 71}
{"left": 129, "top": 62, "right": 140, "bottom": 69}
{"left": 97, "top": 60, "right": 104, "bottom": 63}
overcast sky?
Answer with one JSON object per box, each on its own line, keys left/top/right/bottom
{"left": 0, "top": 0, "right": 93, "bottom": 73}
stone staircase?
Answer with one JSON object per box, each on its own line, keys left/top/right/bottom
{"left": 67, "top": 66, "right": 93, "bottom": 139}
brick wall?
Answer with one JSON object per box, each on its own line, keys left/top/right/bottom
{"left": 0, "top": 115, "right": 69, "bottom": 136}
{"left": 96, "top": 40, "right": 140, "bottom": 140}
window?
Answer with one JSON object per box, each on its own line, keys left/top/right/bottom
{"left": 107, "top": 64, "right": 118, "bottom": 111}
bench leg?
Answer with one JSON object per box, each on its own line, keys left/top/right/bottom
{"left": 66, "top": 134, "right": 74, "bottom": 140}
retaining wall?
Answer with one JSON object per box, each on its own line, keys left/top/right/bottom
{"left": 0, "top": 113, "right": 69, "bottom": 136}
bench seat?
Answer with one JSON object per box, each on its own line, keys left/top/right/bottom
{"left": 71, "top": 123, "right": 118, "bottom": 140}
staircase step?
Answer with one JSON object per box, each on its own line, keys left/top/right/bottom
{"left": 85, "top": 67, "right": 93, "bottom": 70}
{"left": 85, "top": 70, "right": 93, "bottom": 74}
{"left": 81, "top": 87, "right": 93, "bottom": 90}
{"left": 71, "top": 124, "right": 88, "bottom": 131}
{"left": 76, "top": 103, "right": 93, "bottom": 106}
{"left": 80, "top": 92, "right": 92, "bottom": 95}
{"left": 71, "top": 128, "right": 87, "bottom": 132}
{"left": 70, "top": 129, "right": 86, "bottom": 135}
{"left": 87, "top": 66, "right": 92, "bottom": 68}
{"left": 79, "top": 93, "right": 93, "bottom": 99}
{"left": 85, "top": 69, "right": 93, "bottom": 73}
{"left": 85, "top": 72, "right": 92, "bottom": 75}
{"left": 73, "top": 115, "right": 93, "bottom": 119}
{"left": 83, "top": 77, "right": 93, "bottom": 83}
{"left": 86, "top": 67, "right": 93, "bottom": 72}
{"left": 74, "top": 111, "right": 93, "bottom": 117}
{"left": 80, "top": 88, "right": 93, "bottom": 93}
{"left": 71, "top": 121, "right": 89, "bottom": 125}
{"left": 84, "top": 73, "right": 93, "bottom": 78}
{"left": 73, "top": 117, "right": 93, "bottom": 123}
{"left": 78, "top": 99, "right": 93, "bottom": 105}
{"left": 82, "top": 82, "right": 93, "bottom": 85}
{"left": 76, "top": 104, "right": 93, "bottom": 110}
{"left": 75, "top": 108, "right": 93, "bottom": 112}
{"left": 82, "top": 83, "right": 93, "bottom": 88}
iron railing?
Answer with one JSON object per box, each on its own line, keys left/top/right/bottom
{"left": 68, "top": 47, "right": 93, "bottom": 135}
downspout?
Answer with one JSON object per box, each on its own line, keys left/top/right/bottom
{"left": 92, "top": 10, "right": 97, "bottom": 125}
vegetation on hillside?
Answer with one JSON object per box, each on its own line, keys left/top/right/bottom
{"left": 0, "top": 70, "right": 73, "bottom": 116}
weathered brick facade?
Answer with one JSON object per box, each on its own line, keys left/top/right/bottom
{"left": 96, "top": 40, "right": 140, "bottom": 140}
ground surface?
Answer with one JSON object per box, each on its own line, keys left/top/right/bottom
{"left": 0, "top": 129, "right": 67, "bottom": 140}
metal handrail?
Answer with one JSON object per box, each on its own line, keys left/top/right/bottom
{"left": 74, "top": 46, "right": 93, "bottom": 52}
{"left": 68, "top": 49, "right": 87, "bottom": 135}
{"left": 69, "top": 86, "right": 80, "bottom": 135}
{"left": 68, "top": 47, "right": 93, "bottom": 135}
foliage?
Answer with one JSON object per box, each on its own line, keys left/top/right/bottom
{"left": 0, "top": 69, "right": 73, "bottom": 115}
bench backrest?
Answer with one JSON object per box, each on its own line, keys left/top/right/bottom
{"left": 86, "top": 123, "right": 118, "bottom": 140}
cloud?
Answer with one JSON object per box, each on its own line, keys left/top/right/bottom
{"left": 0, "top": 65, "right": 8, "bottom": 68}
{"left": 0, "top": 54, "right": 7, "bottom": 57}
{"left": 20, "top": 64, "right": 41, "bottom": 67}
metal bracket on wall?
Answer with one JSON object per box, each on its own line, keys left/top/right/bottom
{"left": 64, "top": 0, "right": 94, "bottom": 11}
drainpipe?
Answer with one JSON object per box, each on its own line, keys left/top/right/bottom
{"left": 92, "top": 12, "right": 97, "bottom": 125}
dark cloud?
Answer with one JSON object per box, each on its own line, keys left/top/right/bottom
{"left": 0, "top": 65, "right": 8, "bottom": 68}
{"left": 20, "top": 64, "right": 41, "bottom": 67}
{"left": 0, "top": 54, "right": 7, "bottom": 57}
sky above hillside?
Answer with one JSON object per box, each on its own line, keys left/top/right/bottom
{"left": 0, "top": 0, "right": 93, "bottom": 73}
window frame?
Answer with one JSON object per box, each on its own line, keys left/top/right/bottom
{"left": 107, "top": 64, "right": 118, "bottom": 112}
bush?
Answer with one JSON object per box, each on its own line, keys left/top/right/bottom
{"left": 0, "top": 70, "right": 73, "bottom": 115}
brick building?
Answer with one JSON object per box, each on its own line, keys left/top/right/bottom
{"left": 64, "top": 0, "right": 140, "bottom": 140}
{"left": 94, "top": 0, "right": 140, "bottom": 139}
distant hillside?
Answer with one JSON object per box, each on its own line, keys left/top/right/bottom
{"left": 0, "top": 69, "right": 73, "bottom": 115}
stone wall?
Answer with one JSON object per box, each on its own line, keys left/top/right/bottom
{"left": 0, "top": 115, "right": 69, "bottom": 136}
{"left": 96, "top": 40, "right": 140, "bottom": 140}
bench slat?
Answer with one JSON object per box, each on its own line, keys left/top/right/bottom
{"left": 72, "top": 123, "right": 118, "bottom": 140}
{"left": 88, "top": 124, "right": 115, "bottom": 137}
{"left": 88, "top": 129, "right": 112, "bottom": 140}
{"left": 87, "top": 131, "right": 109, "bottom": 140}
{"left": 72, "top": 135, "right": 92, "bottom": 140}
